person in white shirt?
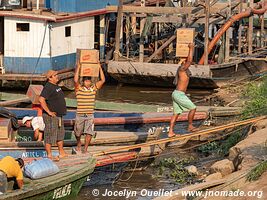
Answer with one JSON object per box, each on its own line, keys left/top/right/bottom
{"left": 22, "top": 116, "right": 45, "bottom": 141}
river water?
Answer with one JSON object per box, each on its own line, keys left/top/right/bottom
{"left": 2, "top": 83, "right": 213, "bottom": 199}
{"left": 73, "top": 84, "right": 214, "bottom": 200}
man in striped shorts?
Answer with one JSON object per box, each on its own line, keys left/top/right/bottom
{"left": 74, "top": 63, "right": 105, "bottom": 154}
{"left": 39, "top": 70, "right": 67, "bottom": 160}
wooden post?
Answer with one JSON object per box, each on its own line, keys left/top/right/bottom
{"left": 204, "top": 0, "right": 210, "bottom": 65}
{"left": 248, "top": 0, "right": 253, "bottom": 54}
{"left": 238, "top": 0, "right": 242, "bottom": 54}
{"left": 225, "top": 0, "right": 231, "bottom": 62}
{"left": 139, "top": 0, "right": 146, "bottom": 62}
{"left": 114, "top": 0, "right": 123, "bottom": 61}
{"left": 260, "top": 15, "right": 264, "bottom": 47}
{"left": 126, "top": 15, "right": 130, "bottom": 58}
{"left": 155, "top": 0, "right": 159, "bottom": 50}
{"left": 131, "top": 15, "right": 136, "bottom": 35}
{"left": 99, "top": 15, "right": 105, "bottom": 60}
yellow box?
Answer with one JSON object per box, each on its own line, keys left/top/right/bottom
{"left": 77, "top": 49, "right": 99, "bottom": 64}
{"left": 176, "top": 28, "right": 195, "bottom": 44}
{"left": 80, "top": 63, "right": 100, "bottom": 77}
{"left": 176, "top": 43, "right": 191, "bottom": 57}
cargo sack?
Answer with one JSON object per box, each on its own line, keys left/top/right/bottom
{"left": 24, "top": 158, "right": 59, "bottom": 179}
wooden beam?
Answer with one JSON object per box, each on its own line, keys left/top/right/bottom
{"left": 106, "top": 5, "right": 193, "bottom": 14}
{"left": 126, "top": 15, "right": 130, "bottom": 58}
{"left": 147, "top": 34, "right": 176, "bottom": 62}
{"left": 204, "top": 0, "right": 210, "bottom": 65}
{"left": 248, "top": 0, "right": 253, "bottom": 54}
{"left": 260, "top": 15, "right": 265, "bottom": 48}
{"left": 225, "top": 0, "right": 231, "bottom": 62}
{"left": 139, "top": 0, "right": 146, "bottom": 62}
{"left": 238, "top": 0, "right": 242, "bottom": 54}
{"left": 114, "top": 0, "right": 123, "bottom": 61}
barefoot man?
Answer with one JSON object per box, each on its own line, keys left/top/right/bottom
{"left": 168, "top": 43, "right": 198, "bottom": 137}
{"left": 39, "top": 70, "right": 68, "bottom": 160}
{"left": 74, "top": 63, "right": 105, "bottom": 154}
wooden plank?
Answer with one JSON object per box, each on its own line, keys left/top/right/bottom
{"left": 248, "top": 0, "right": 253, "bottom": 54}
{"left": 238, "top": 0, "right": 243, "bottom": 54}
{"left": 114, "top": 0, "right": 123, "bottom": 61}
{"left": 225, "top": 0, "right": 231, "bottom": 62}
{"left": 0, "top": 97, "right": 30, "bottom": 106}
{"left": 106, "top": 5, "right": 193, "bottom": 14}
{"left": 204, "top": 0, "right": 210, "bottom": 65}
{"left": 147, "top": 34, "right": 176, "bottom": 62}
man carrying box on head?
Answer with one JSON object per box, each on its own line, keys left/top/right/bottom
{"left": 73, "top": 62, "right": 105, "bottom": 154}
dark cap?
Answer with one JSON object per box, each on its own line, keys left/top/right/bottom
{"left": 16, "top": 158, "right": 24, "bottom": 168}
{"left": 82, "top": 76, "right": 91, "bottom": 81}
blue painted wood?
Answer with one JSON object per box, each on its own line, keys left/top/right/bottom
{"left": 4, "top": 53, "right": 76, "bottom": 73}
{"left": 49, "top": 0, "right": 119, "bottom": 13}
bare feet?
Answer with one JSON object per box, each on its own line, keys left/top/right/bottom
{"left": 59, "top": 153, "right": 68, "bottom": 159}
{"left": 188, "top": 126, "right": 200, "bottom": 132}
{"left": 47, "top": 156, "right": 60, "bottom": 162}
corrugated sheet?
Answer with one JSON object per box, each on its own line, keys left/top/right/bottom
{"left": 49, "top": 0, "right": 119, "bottom": 13}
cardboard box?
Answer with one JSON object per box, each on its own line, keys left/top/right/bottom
{"left": 0, "top": 118, "right": 12, "bottom": 141}
{"left": 176, "top": 28, "right": 195, "bottom": 44}
{"left": 77, "top": 49, "right": 99, "bottom": 64}
{"left": 26, "top": 85, "right": 44, "bottom": 104}
{"left": 80, "top": 63, "right": 100, "bottom": 77}
{"left": 176, "top": 43, "right": 191, "bottom": 57}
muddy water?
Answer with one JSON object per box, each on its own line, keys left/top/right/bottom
{"left": 66, "top": 84, "right": 214, "bottom": 106}
{"left": 73, "top": 84, "right": 214, "bottom": 200}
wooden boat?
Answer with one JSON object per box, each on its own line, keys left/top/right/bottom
{"left": 0, "top": 156, "right": 96, "bottom": 200}
{"left": 6, "top": 107, "right": 208, "bottom": 134}
{"left": 107, "top": 59, "right": 267, "bottom": 89}
{"left": 15, "top": 129, "right": 162, "bottom": 146}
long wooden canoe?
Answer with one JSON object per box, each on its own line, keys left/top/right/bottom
{"left": 15, "top": 128, "right": 162, "bottom": 146}
{"left": 0, "top": 156, "right": 96, "bottom": 200}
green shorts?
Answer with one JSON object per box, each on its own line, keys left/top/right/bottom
{"left": 172, "top": 90, "right": 196, "bottom": 114}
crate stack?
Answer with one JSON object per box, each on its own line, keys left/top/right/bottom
{"left": 176, "top": 28, "right": 195, "bottom": 58}
{"left": 77, "top": 49, "right": 100, "bottom": 77}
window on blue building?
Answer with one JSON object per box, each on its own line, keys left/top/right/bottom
{"left": 65, "top": 26, "right": 71, "bottom": 37}
{"left": 17, "top": 23, "right": 30, "bottom": 31}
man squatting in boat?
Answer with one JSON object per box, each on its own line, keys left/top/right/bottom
{"left": 168, "top": 43, "right": 199, "bottom": 138}
{"left": 0, "top": 156, "right": 24, "bottom": 193}
{"left": 73, "top": 62, "right": 106, "bottom": 154}
{"left": 39, "top": 70, "right": 68, "bottom": 161}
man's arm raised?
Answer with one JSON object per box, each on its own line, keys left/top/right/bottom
{"left": 95, "top": 67, "right": 106, "bottom": 89}
{"left": 180, "top": 43, "right": 194, "bottom": 71}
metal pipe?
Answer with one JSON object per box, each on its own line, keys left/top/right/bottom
{"left": 198, "top": 1, "right": 267, "bottom": 65}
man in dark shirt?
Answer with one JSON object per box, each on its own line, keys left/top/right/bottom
{"left": 39, "top": 70, "right": 67, "bottom": 160}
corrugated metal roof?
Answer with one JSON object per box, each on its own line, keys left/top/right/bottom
{"left": 0, "top": 8, "right": 109, "bottom": 22}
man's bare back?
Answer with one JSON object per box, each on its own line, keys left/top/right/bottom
{"left": 176, "top": 63, "right": 191, "bottom": 92}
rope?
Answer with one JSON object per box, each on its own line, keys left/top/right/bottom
{"left": 30, "top": 23, "right": 48, "bottom": 84}
{"left": 93, "top": 116, "right": 266, "bottom": 157}
{"left": 117, "top": 153, "right": 140, "bottom": 182}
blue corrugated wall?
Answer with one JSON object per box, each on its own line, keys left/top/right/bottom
{"left": 48, "top": 0, "right": 119, "bottom": 12}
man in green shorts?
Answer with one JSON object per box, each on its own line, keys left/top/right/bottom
{"left": 168, "top": 43, "right": 198, "bottom": 137}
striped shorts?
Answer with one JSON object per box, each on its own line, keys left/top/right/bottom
{"left": 43, "top": 113, "right": 65, "bottom": 145}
